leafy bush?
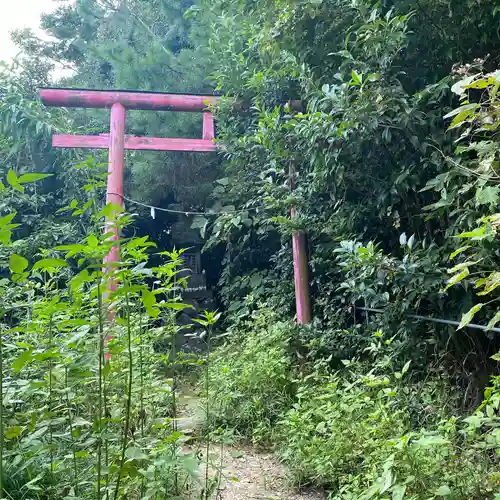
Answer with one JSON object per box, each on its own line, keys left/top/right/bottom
{"left": 278, "top": 369, "right": 406, "bottom": 490}
{"left": 0, "top": 166, "right": 214, "bottom": 499}
{"left": 275, "top": 328, "right": 499, "bottom": 498}
{"left": 206, "top": 309, "right": 294, "bottom": 444}
{"left": 206, "top": 307, "right": 500, "bottom": 496}
{"left": 278, "top": 369, "right": 498, "bottom": 498}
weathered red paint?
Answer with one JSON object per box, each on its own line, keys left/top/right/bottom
{"left": 101, "top": 103, "right": 126, "bottom": 358}
{"left": 39, "top": 86, "right": 312, "bottom": 327}
{"left": 202, "top": 112, "right": 215, "bottom": 141}
{"left": 40, "top": 88, "right": 217, "bottom": 112}
{"left": 290, "top": 165, "right": 312, "bottom": 324}
{"left": 103, "top": 103, "right": 126, "bottom": 290}
{"left": 291, "top": 210, "right": 312, "bottom": 325}
{"left": 53, "top": 134, "right": 219, "bottom": 152}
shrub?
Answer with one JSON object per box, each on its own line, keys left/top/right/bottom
{"left": 206, "top": 308, "right": 294, "bottom": 444}
{"left": 206, "top": 309, "right": 499, "bottom": 497}
{"left": 277, "top": 369, "right": 498, "bottom": 498}
{"left": 278, "top": 370, "right": 407, "bottom": 490}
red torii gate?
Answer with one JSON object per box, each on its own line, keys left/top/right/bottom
{"left": 39, "top": 87, "right": 311, "bottom": 324}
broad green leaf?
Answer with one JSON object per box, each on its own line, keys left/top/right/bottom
{"left": 392, "top": 484, "right": 406, "bottom": 500}
{"left": 6, "top": 169, "right": 18, "bottom": 187}
{"left": 450, "top": 74, "right": 477, "bottom": 96}
{"left": 9, "top": 254, "right": 29, "bottom": 274}
{"left": 142, "top": 289, "right": 157, "bottom": 309}
{"left": 443, "top": 103, "right": 479, "bottom": 120}
{"left": 435, "top": 485, "right": 452, "bottom": 496}
{"left": 11, "top": 349, "right": 33, "bottom": 373}
{"left": 0, "top": 212, "right": 16, "bottom": 228}
{"left": 165, "top": 303, "right": 194, "bottom": 311}
{"left": 449, "top": 260, "right": 481, "bottom": 274}
{"left": 146, "top": 307, "right": 160, "bottom": 319}
{"left": 73, "top": 417, "right": 92, "bottom": 427}
{"left": 6, "top": 169, "right": 24, "bottom": 193}
{"left": 66, "top": 329, "right": 89, "bottom": 347}
{"left": 56, "top": 244, "right": 87, "bottom": 257}
{"left": 412, "top": 435, "right": 449, "bottom": 447}
{"left": 0, "top": 213, "right": 19, "bottom": 245}
{"left": 444, "top": 268, "right": 469, "bottom": 291}
{"left": 88, "top": 234, "right": 99, "bottom": 247}
{"left": 17, "top": 173, "right": 51, "bottom": 184}
{"left": 475, "top": 186, "right": 500, "bottom": 206}
{"left": 351, "top": 70, "right": 362, "bottom": 85}
{"left": 0, "top": 229, "right": 14, "bottom": 245}
{"left": 456, "top": 226, "right": 487, "bottom": 240}
{"left": 487, "top": 312, "right": 500, "bottom": 330}
{"left": 448, "top": 105, "right": 480, "bottom": 129}
{"left": 476, "top": 272, "right": 500, "bottom": 295}
{"left": 4, "top": 426, "right": 23, "bottom": 439}
{"left": 70, "top": 269, "right": 92, "bottom": 291}
{"left": 32, "top": 258, "right": 68, "bottom": 271}
{"left": 465, "top": 77, "right": 494, "bottom": 89}
{"left": 125, "top": 446, "right": 148, "bottom": 461}
{"left": 458, "top": 303, "right": 484, "bottom": 330}
{"left": 26, "top": 484, "right": 43, "bottom": 492}
{"left": 450, "top": 245, "right": 471, "bottom": 260}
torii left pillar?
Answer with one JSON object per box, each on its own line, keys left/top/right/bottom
{"left": 105, "top": 102, "right": 126, "bottom": 291}
{"left": 39, "top": 88, "right": 219, "bottom": 293}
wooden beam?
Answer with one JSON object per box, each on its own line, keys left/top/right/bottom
{"left": 52, "top": 134, "right": 219, "bottom": 152}
{"left": 40, "top": 88, "right": 217, "bottom": 112}
{"left": 203, "top": 112, "right": 215, "bottom": 140}
{"left": 103, "top": 103, "right": 126, "bottom": 286}
{"left": 289, "top": 164, "right": 312, "bottom": 324}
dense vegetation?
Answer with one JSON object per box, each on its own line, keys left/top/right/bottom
{"left": 1, "top": 0, "right": 500, "bottom": 497}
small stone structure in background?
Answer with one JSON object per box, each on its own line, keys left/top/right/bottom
{"left": 172, "top": 216, "right": 216, "bottom": 352}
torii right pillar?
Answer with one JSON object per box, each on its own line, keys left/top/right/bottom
{"left": 290, "top": 164, "right": 312, "bottom": 324}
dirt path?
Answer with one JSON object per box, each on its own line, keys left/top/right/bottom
{"left": 210, "top": 445, "right": 326, "bottom": 500}
{"left": 177, "top": 389, "right": 326, "bottom": 500}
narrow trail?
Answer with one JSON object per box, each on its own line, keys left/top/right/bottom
{"left": 177, "top": 388, "right": 327, "bottom": 500}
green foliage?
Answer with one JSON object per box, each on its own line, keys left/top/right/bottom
{"left": 0, "top": 166, "right": 218, "bottom": 499}
{"left": 5, "top": 0, "right": 500, "bottom": 496}
{"left": 208, "top": 310, "right": 500, "bottom": 498}
{"left": 200, "top": 0, "right": 450, "bottom": 326}
{"left": 422, "top": 68, "right": 500, "bottom": 331}
{"left": 196, "top": 0, "right": 500, "bottom": 408}
{"left": 15, "top": 0, "right": 221, "bottom": 213}
{"left": 279, "top": 369, "right": 497, "bottom": 498}
{"left": 206, "top": 308, "right": 294, "bottom": 444}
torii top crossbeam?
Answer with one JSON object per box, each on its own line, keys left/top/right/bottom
{"left": 40, "top": 88, "right": 219, "bottom": 152}
{"left": 40, "top": 88, "right": 217, "bottom": 112}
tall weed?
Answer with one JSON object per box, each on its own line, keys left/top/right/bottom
{"left": 206, "top": 309, "right": 294, "bottom": 444}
